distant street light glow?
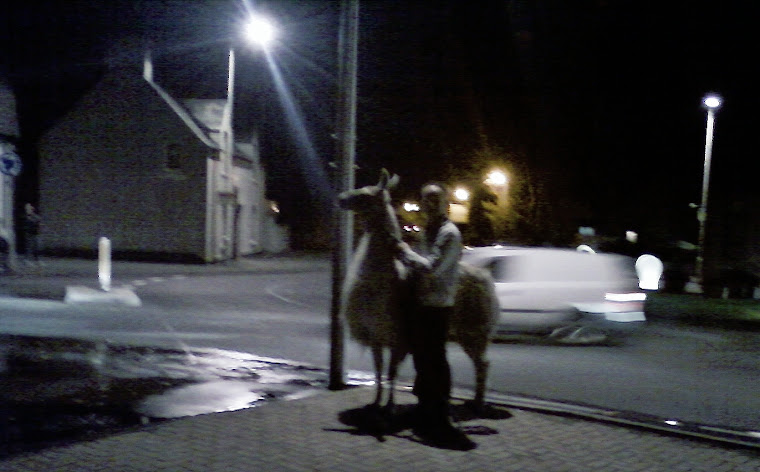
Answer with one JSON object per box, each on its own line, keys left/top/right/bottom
{"left": 403, "top": 202, "right": 420, "bottom": 212}
{"left": 484, "top": 169, "right": 509, "bottom": 210}
{"left": 703, "top": 95, "right": 722, "bottom": 109}
{"left": 484, "top": 170, "right": 508, "bottom": 186}
{"left": 454, "top": 187, "right": 470, "bottom": 202}
{"left": 244, "top": 16, "right": 276, "bottom": 48}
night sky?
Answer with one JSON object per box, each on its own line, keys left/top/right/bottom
{"left": 2, "top": 0, "right": 757, "bottom": 244}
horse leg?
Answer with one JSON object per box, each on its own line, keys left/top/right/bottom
{"left": 385, "top": 346, "right": 407, "bottom": 411}
{"left": 473, "top": 353, "right": 489, "bottom": 408}
{"left": 463, "top": 343, "right": 489, "bottom": 411}
{"left": 372, "top": 345, "right": 384, "bottom": 407}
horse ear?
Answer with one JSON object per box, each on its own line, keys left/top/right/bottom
{"left": 387, "top": 173, "right": 400, "bottom": 190}
{"left": 378, "top": 168, "right": 390, "bottom": 188}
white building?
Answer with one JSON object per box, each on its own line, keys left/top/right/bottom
{"left": 37, "top": 52, "right": 287, "bottom": 262}
{"left": 0, "top": 77, "right": 21, "bottom": 269}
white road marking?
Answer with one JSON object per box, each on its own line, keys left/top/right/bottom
{"left": 265, "top": 285, "right": 311, "bottom": 307}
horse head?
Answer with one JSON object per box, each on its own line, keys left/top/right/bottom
{"left": 338, "top": 169, "right": 402, "bottom": 242}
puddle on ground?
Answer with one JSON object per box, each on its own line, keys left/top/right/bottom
{"left": 136, "top": 380, "right": 267, "bottom": 418}
{"left": 0, "top": 335, "right": 335, "bottom": 458}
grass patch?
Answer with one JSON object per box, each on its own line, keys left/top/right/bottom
{"left": 646, "top": 293, "right": 760, "bottom": 327}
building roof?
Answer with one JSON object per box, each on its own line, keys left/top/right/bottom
{"left": 183, "top": 99, "right": 226, "bottom": 132}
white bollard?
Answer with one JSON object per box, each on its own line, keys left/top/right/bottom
{"left": 98, "top": 237, "right": 111, "bottom": 292}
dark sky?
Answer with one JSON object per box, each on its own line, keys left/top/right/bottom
{"left": 2, "top": 0, "right": 757, "bottom": 241}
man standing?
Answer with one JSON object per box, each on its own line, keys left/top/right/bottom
{"left": 22, "top": 203, "right": 41, "bottom": 265}
{"left": 398, "top": 183, "right": 475, "bottom": 450}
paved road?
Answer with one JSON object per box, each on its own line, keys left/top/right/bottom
{"left": 124, "top": 264, "right": 760, "bottom": 432}
{"left": 1, "top": 255, "right": 759, "bottom": 445}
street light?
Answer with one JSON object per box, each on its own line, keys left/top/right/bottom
{"left": 449, "top": 187, "right": 470, "bottom": 224}
{"left": 484, "top": 169, "right": 508, "bottom": 206}
{"left": 216, "top": 16, "right": 274, "bottom": 260}
{"left": 226, "top": 13, "right": 277, "bottom": 144}
{"left": 484, "top": 170, "right": 508, "bottom": 187}
{"left": 220, "top": 15, "right": 277, "bottom": 255}
{"left": 695, "top": 93, "right": 722, "bottom": 289}
{"left": 244, "top": 15, "right": 276, "bottom": 48}
{"left": 453, "top": 187, "right": 470, "bottom": 202}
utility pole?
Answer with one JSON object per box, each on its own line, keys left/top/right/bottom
{"left": 329, "top": 0, "right": 359, "bottom": 391}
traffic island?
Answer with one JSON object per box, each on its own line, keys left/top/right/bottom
{"left": 64, "top": 285, "right": 142, "bottom": 307}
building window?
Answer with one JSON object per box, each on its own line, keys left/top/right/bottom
{"left": 165, "top": 143, "right": 182, "bottom": 170}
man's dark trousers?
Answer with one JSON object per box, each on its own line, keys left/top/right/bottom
{"left": 409, "top": 305, "right": 452, "bottom": 427}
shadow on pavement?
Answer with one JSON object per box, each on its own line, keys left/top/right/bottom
{"left": 332, "top": 399, "right": 510, "bottom": 449}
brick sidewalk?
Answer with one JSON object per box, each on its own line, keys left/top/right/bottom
{"left": 2, "top": 387, "right": 758, "bottom": 472}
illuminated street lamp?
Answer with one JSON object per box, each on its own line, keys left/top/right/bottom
{"left": 695, "top": 93, "right": 722, "bottom": 288}
{"left": 484, "top": 169, "right": 508, "bottom": 187}
{"left": 484, "top": 169, "right": 508, "bottom": 205}
{"left": 449, "top": 186, "right": 470, "bottom": 224}
{"left": 221, "top": 13, "right": 278, "bottom": 226}
{"left": 227, "top": 13, "right": 277, "bottom": 134}
{"left": 453, "top": 187, "right": 470, "bottom": 202}
{"left": 244, "top": 15, "right": 276, "bottom": 48}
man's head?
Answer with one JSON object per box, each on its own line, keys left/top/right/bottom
{"left": 420, "top": 183, "right": 449, "bottom": 219}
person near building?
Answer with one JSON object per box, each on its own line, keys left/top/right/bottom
{"left": 0, "top": 229, "right": 10, "bottom": 273}
{"left": 22, "top": 203, "right": 41, "bottom": 265}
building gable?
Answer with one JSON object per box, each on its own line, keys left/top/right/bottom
{"left": 37, "top": 57, "right": 286, "bottom": 261}
{"left": 37, "top": 65, "right": 211, "bottom": 260}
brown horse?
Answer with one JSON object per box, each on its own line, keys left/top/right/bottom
{"left": 338, "top": 169, "right": 498, "bottom": 409}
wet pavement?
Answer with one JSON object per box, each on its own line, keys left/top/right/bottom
{"left": 2, "top": 337, "right": 760, "bottom": 470}
{"left": 2, "top": 256, "right": 760, "bottom": 470}
{"left": 0, "top": 334, "right": 333, "bottom": 458}
{"left": 3, "top": 382, "right": 760, "bottom": 471}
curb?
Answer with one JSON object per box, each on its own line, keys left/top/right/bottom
{"left": 447, "top": 388, "right": 760, "bottom": 450}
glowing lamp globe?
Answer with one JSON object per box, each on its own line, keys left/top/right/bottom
{"left": 635, "top": 254, "right": 664, "bottom": 291}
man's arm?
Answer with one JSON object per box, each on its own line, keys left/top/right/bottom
{"left": 397, "top": 242, "right": 432, "bottom": 271}
{"left": 398, "top": 228, "right": 460, "bottom": 275}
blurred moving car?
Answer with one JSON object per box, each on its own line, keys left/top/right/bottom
{"left": 461, "top": 246, "right": 648, "bottom": 344}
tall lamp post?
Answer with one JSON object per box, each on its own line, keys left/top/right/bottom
{"left": 220, "top": 15, "right": 275, "bottom": 260}
{"left": 695, "top": 94, "right": 722, "bottom": 289}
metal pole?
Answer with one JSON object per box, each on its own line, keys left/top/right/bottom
{"left": 695, "top": 107, "right": 716, "bottom": 288}
{"left": 329, "top": 0, "right": 359, "bottom": 391}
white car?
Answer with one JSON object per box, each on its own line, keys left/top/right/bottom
{"left": 461, "top": 246, "right": 648, "bottom": 343}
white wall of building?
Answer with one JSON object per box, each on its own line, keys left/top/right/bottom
{"left": 1, "top": 78, "right": 20, "bottom": 268}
